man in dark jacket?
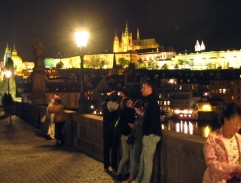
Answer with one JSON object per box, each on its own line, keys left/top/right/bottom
{"left": 102, "top": 91, "right": 121, "bottom": 173}
{"left": 136, "top": 81, "right": 161, "bottom": 183}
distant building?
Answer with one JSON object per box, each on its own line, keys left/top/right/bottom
{"left": 2, "top": 44, "right": 34, "bottom": 75}
{"left": 113, "top": 21, "right": 160, "bottom": 53}
{"left": 195, "top": 40, "right": 205, "bottom": 52}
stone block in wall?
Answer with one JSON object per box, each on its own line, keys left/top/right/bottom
{"left": 162, "top": 131, "right": 206, "bottom": 183}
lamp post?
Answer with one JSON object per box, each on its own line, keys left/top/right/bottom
{"left": 5, "top": 70, "right": 12, "bottom": 94}
{"left": 75, "top": 31, "right": 89, "bottom": 113}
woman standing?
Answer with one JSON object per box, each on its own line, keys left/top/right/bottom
{"left": 203, "top": 103, "right": 241, "bottom": 183}
{"left": 48, "top": 95, "right": 66, "bottom": 146}
{"left": 116, "top": 97, "right": 135, "bottom": 181}
{"left": 128, "top": 100, "right": 145, "bottom": 183}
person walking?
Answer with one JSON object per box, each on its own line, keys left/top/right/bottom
{"left": 128, "top": 100, "right": 145, "bottom": 183}
{"left": 116, "top": 97, "right": 136, "bottom": 181}
{"left": 102, "top": 91, "right": 121, "bottom": 173}
{"left": 136, "top": 81, "right": 162, "bottom": 183}
{"left": 203, "top": 103, "right": 241, "bottom": 183}
{"left": 48, "top": 95, "right": 66, "bottom": 146}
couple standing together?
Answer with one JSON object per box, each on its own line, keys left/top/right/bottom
{"left": 102, "top": 81, "right": 162, "bottom": 183}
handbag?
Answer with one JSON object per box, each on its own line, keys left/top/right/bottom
{"left": 41, "top": 114, "right": 47, "bottom": 123}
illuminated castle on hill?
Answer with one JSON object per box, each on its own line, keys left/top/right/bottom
{"left": 113, "top": 21, "right": 160, "bottom": 52}
{"left": 2, "top": 44, "right": 34, "bottom": 74}
{"left": 1, "top": 35, "right": 241, "bottom": 73}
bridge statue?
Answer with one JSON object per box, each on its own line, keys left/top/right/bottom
{"left": 31, "top": 37, "right": 47, "bottom": 105}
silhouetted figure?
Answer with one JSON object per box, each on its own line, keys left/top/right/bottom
{"left": 102, "top": 91, "right": 121, "bottom": 173}
{"left": 2, "top": 93, "right": 14, "bottom": 124}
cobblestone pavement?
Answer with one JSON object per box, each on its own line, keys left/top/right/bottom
{"left": 0, "top": 112, "right": 125, "bottom": 183}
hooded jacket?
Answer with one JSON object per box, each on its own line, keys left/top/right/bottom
{"left": 102, "top": 101, "right": 120, "bottom": 133}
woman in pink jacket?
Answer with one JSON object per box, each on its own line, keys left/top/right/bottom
{"left": 203, "top": 103, "right": 241, "bottom": 183}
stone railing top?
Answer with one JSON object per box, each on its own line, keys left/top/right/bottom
{"left": 64, "top": 110, "right": 77, "bottom": 114}
{"left": 82, "top": 114, "right": 103, "bottom": 120}
{"left": 163, "top": 129, "right": 206, "bottom": 144}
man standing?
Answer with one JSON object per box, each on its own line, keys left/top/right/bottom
{"left": 136, "top": 81, "right": 161, "bottom": 183}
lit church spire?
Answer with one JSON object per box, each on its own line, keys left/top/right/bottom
{"left": 200, "top": 41, "right": 205, "bottom": 51}
{"left": 4, "top": 43, "right": 11, "bottom": 66}
{"left": 195, "top": 40, "right": 201, "bottom": 52}
{"left": 125, "top": 20, "right": 128, "bottom": 35}
{"left": 113, "top": 30, "right": 120, "bottom": 53}
{"left": 137, "top": 28, "right": 140, "bottom": 40}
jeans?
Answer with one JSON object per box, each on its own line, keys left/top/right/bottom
{"left": 117, "top": 134, "right": 131, "bottom": 175}
{"left": 137, "top": 134, "right": 161, "bottom": 183}
{"left": 103, "top": 131, "right": 120, "bottom": 170}
{"left": 130, "top": 138, "right": 142, "bottom": 179}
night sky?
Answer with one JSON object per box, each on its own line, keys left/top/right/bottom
{"left": 1, "top": 0, "right": 241, "bottom": 61}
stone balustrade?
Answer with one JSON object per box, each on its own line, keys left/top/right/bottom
{"left": 15, "top": 102, "right": 207, "bottom": 183}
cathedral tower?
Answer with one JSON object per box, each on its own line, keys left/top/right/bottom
{"left": 113, "top": 21, "right": 160, "bottom": 52}
{"left": 113, "top": 30, "right": 120, "bottom": 53}
{"left": 121, "top": 21, "right": 132, "bottom": 52}
{"left": 4, "top": 43, "right": 11, "bottom": 66}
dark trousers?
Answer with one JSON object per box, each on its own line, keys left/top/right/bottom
{"left": 54, "top": 121, "right": 65, "bottom": 144}
{"left": 103, "top": 131, "right": 120, "bottom": 170}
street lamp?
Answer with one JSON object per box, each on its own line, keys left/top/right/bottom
{"left": 5, "top": 70, "right": 12, "bottom": 94}
{"left": 75, "top": 30, "right": 89, "bottom": 113}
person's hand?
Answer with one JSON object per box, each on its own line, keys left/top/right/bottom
{"left": 128, "top": 123, "right": 134, "bottom": 129}
{"left": 119, "top": 92, "right": 126, "bottom": 97}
